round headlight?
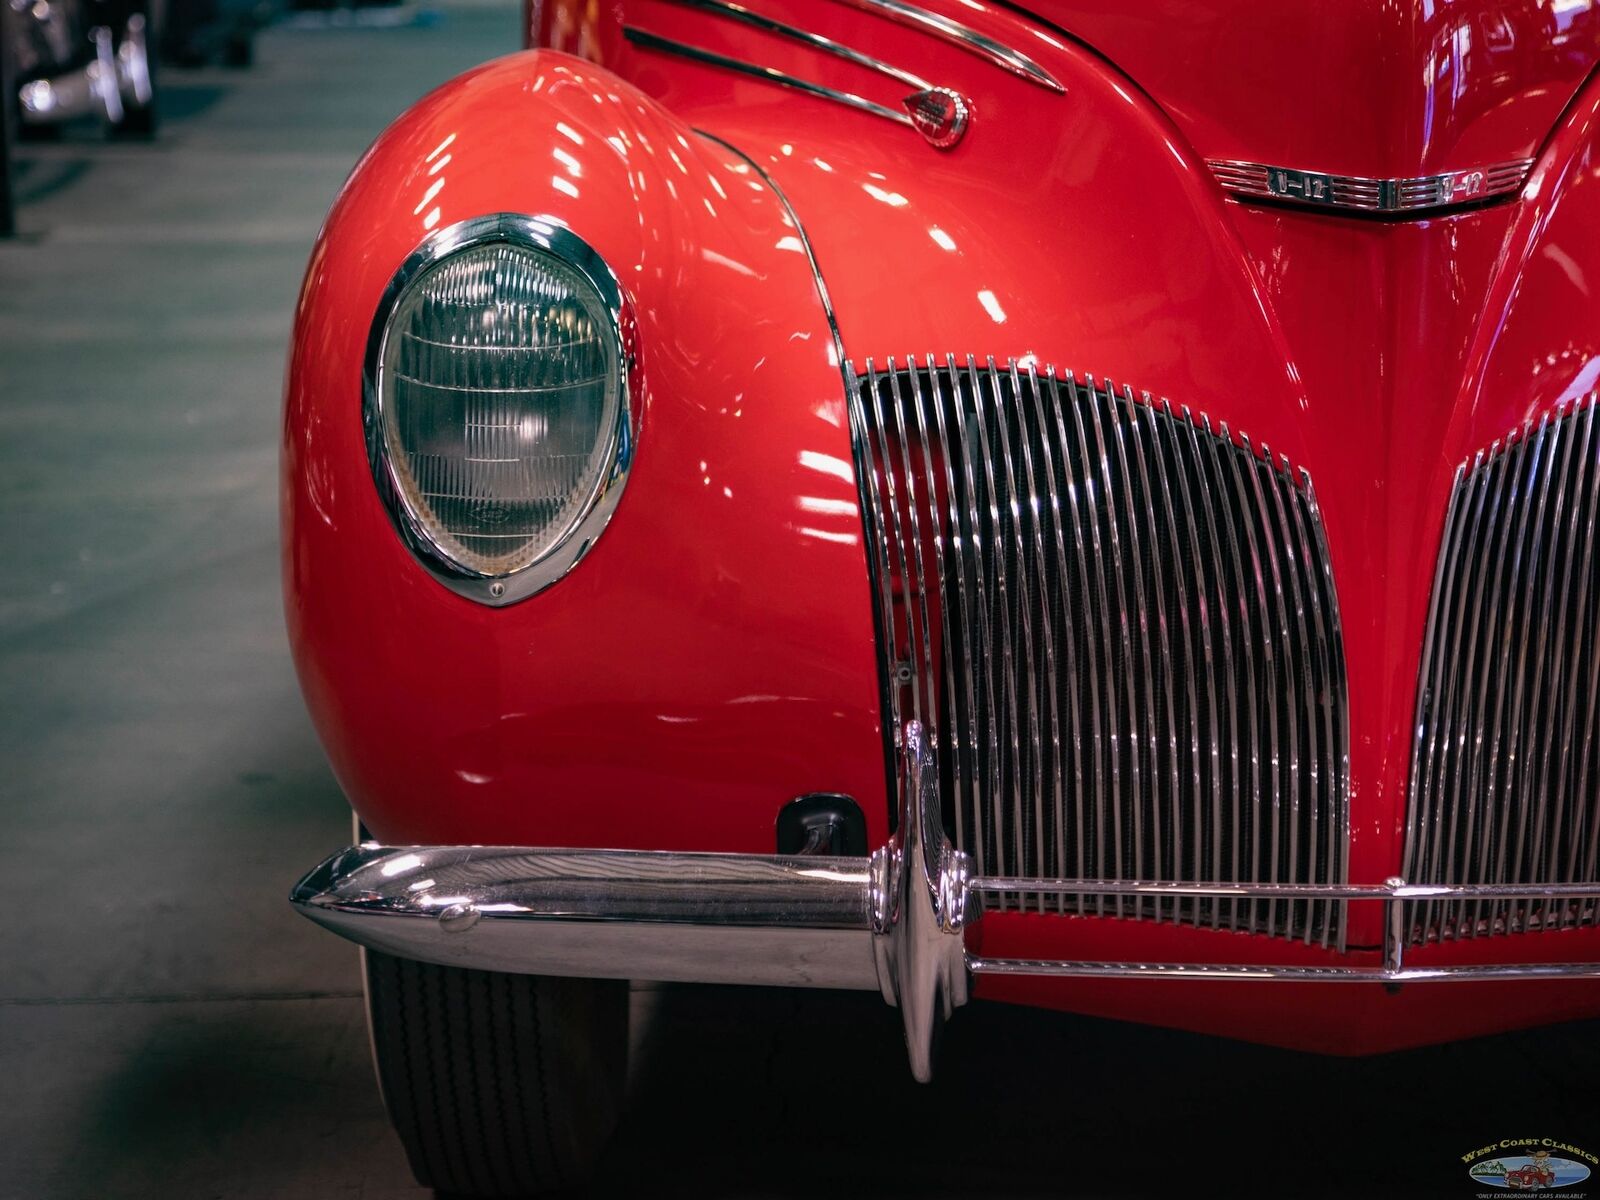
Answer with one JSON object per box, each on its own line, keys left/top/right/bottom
{"left": 365, "top": 214, "right": 631, "bottom": 605}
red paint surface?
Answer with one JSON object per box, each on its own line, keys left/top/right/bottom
{"left": 286, "top": 2, "right": 1600, "bottom": 1052}
{"left": 1030, "top": 0, "right": 1600, "bottom": 177}
{"left": 283, "top": 54, "right": 890, "bottom": 853}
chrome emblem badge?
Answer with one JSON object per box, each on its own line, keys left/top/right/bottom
{"left": 1266, "top": 166, "right": 1338, "bottom": 204}
{"left": 1445, "top": 169, "right": 1487, "bottom": 200}
{"left": 904, "top": 88, "right": 970, "bottom": 150}
{"left": 1209, "top": 157, "right": 1531, "bottom": 214}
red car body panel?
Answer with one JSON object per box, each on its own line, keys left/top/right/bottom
{"left": 1024, "top": 0, "right": 1600, "bottom": 178}
{"left": 284, "top": 0, "right": 1600, "bottom": 1053}
{"left": 283, "top": 54, "right": 891, "bottom": 853}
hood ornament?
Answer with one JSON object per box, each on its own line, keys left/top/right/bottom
{"left": 904, "top": 88, "right": 970, "bottom": 150}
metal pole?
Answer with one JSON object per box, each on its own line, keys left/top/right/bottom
{"left": 0, "top": 0, "right": 18, "bottom": 238}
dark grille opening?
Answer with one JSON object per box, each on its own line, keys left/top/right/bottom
{"left": 850, "top": 356, "right": 1349, "bottom": 945}
{"left": 1405, "top": 397, "right": 1600, "bottom": 943}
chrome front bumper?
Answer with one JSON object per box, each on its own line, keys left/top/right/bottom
{"left": 292, "top": 722, "right": 1600, "bottom": 1081}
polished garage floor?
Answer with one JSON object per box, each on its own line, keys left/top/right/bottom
{"left": 2, "top": 8, "right": 1599, "bottom": 1199}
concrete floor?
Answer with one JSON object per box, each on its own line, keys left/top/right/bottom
{"left": 2, "top": 8, "right": 1599, "bottom": 1199}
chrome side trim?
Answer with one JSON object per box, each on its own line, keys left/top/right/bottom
{"left": 829, "top": 0, "right": 1064, "bottom": 93}
{"left": 661, "top": 0, "right": 932, "bottom": 91}
{"left": 362, "top": 214, "right": 633, "bottom": 607}
{"left": 623, "top": 27, "right": 914, "bottom": 129}
{"left": 1208, "top": 158, "right": 1534, "bottom": 214}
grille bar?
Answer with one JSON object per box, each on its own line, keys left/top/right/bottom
{"left": 1405, "top": 396, "right": 1600, "bottom": 942}
{"left": 851, "top": 357, "right": 1350, "bottom": 943}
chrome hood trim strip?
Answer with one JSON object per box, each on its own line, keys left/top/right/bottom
{"left": 625, "top": 19, "right": 976, "bottom": 149}
{"left": 660, "top": 0, "right": 933, "bottom": 92}
{"left": 828, "top": 0, "right": 1064, "bottom": 93}
{"left": 625, "top": 0, "right": 1060, "bottom": 150}
{"left": 623, "top": 27, "right": 915, "bottom": 129}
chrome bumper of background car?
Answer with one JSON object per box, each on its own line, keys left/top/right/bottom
{"left": 292, "top": 721, "right": 1600, "bottom": 1081}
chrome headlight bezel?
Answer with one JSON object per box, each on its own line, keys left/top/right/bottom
{"left": 362, "top": 213, "right": 633, "bottom": 607}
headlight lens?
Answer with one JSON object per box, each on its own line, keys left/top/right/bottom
{"left": 367, "top": 215, "right": 630, "bottom": 604}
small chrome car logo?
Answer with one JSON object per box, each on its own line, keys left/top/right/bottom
{"left": 904, "top": 88, "right": 970, "bottom": 150}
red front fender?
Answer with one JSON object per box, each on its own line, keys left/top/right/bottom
{"left": 282, "top": 51, "right": 889, "bottom": 850}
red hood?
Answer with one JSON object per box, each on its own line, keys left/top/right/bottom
{"left": 1021, "top": 0, "right": 1600, "bottom": 176}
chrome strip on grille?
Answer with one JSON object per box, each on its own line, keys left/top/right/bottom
{"left": 1208, "top": 158, "right": 1533, "bottom": 214}
{"left": 1404, "top": 395, "right": 1600, "bottom": 943}
{"left": 850, "top": 357, "right": 1350, "bottom": 944}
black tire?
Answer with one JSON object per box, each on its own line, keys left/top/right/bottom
{"left": 364, "top": 950, "right": 627, "bottom": 1197}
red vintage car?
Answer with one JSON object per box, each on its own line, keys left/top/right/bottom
{"left": 284, "top": 1, "right": 1600, "bottom": 1194}
{"left": 1508, "top": 1161, "right": 1558, "bottom": 1190}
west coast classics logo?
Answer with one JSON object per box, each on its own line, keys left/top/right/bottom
{"left": 1464, "top": 1139, "right": 1595, "bottom": 1193}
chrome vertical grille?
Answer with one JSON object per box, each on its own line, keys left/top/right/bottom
{"left": 1404, "top": 396, "right": 1600, "bottom": 943}
{"left": 850, "top": 356, "right": 1349, "bottom": 944}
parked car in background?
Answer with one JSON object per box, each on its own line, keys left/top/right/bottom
{"left": 4, "top": 0, "right": 158, "bottom": 137}
{"left": 284, "top": 1, "right": 1600, "bottom": 1195}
